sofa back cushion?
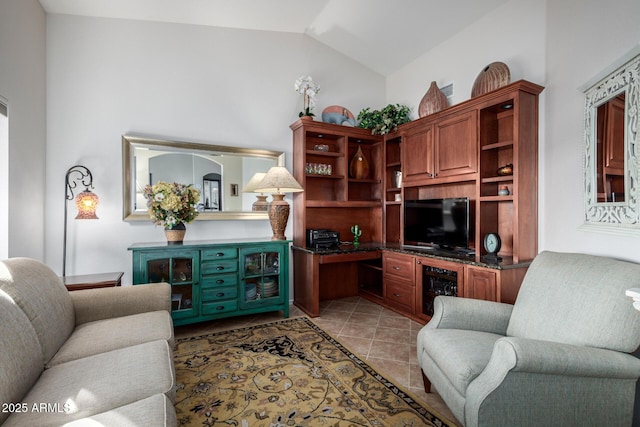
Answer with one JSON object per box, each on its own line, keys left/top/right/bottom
{"left": 0, "top": 290, "right": 43, "bottom": 425}
{"left": 507, "top": 251, "right": 640, "bottom": 353}
{"left": 0, "top": 258, "right": 75, "bottom": 364}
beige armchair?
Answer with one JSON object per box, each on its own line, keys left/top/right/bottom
{"left": 417, "top": 251, "right": 640, "bottom": 427}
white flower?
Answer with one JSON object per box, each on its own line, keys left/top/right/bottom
{"left": 154, "top": 193, "right": 165, "bottom": 202}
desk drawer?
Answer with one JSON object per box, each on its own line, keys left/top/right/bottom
{"left": 202, "top": 287, "right": 238, "bottom": 302}
{"left": 202, "top": 247, "right": 238, "bottom": 260}
{"left": 383, "top": 253, "right": 415, "bottom": 283}
{"left": 384, "top": 279, "right": 415, "bottom": 314}
{"left": 201, "top": 260, "right": 238, "bottom": 275}
{"left": 202, "top": 273, "right": 238, "bottom": 289}
{"left": 202, "top": 300, "right": 238, "bottom": 315}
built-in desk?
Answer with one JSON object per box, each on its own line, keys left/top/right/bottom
{"left": 292, "top": 243, "right": 531, "bottom": 321}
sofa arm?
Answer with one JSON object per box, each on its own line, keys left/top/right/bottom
{"left": 70, "top": 283, "right": 171, "bottom": 325}
{"left": 427, "top": 296, "right": 513, "bottom": 335}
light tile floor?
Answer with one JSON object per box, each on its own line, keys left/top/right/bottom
{"left": 174, "top": 296, "right": 460, "bottom": 426}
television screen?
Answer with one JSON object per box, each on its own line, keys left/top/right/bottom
{"left": 403, "top": 198, "right": 470, "bottom": 250}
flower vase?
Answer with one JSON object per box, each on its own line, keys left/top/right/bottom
{"left": 165, "top": 223, "right": 186, "bottom": 244}
{"left": 300, "top": 115, "right": 314, "bottom": 122}
{"left": 349, "top": 145, "right": 370, "bottom": 179}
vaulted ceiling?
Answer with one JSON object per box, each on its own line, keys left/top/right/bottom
{"left": 38, "top": 0, "right": 509, "bottom": 76}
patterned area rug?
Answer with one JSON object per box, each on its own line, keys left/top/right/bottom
{"left": 174, "top": 317, "right": 454, "bottom": 426}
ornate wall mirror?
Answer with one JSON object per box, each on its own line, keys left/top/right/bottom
{"left": 583, "top": 49, "right": 640, "bottom": 235}
{"left": 123, "top": 135, "right": 284, "bottom": 221}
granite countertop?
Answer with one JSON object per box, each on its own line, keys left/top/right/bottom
{"left": 292, "top": 242, "right": 530, "bottom": 270}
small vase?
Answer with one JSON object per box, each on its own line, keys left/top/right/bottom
{"left": 418, "top": 81, "right": 448, "bottom": 117}
{"left": 349, "top": 145, "right": 370, "bottom": 179}
{"left": 165, "top": 223, "right": 186, "bottom": 244}
{"left": 300, "top": 115, "right": 314, "bottom": 122}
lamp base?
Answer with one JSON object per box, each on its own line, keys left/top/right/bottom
{"left": 252, "top": 195, "right": 269, "bottom": 212}
{"left": 268, "top": 194, "right": 289, "bottom": 240}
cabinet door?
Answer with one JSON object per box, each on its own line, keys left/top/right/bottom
{"left": 416, "top": 258, "right": 464, "bottom": 321}
{"left": 138, "top": 250, "right": 200, "bottom": 320}
{"left": 464, "top": 266, "right": 497, "bottom": 301}
{"left": 434, "top": 111, "right": 478, "bottom": 178}
{"left": 403, "top": 124, "right": 434, "bottom": 182}
{"left": 240, "top": 245, "right": 285, "bottom": 309}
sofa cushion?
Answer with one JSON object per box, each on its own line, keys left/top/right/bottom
{"left": 420, "top": 328, "right": 503, "bottom": 395}
{"left": 0, "top": 258, "right": 75, "bottom": 364}
{"left": 47, "top": 310, "right": 174, "bottom": 367}
{"left": 61, "top": 394, "right": 177, "bottom": 427}
{"left": 2, "top": 340, "right": 175, "bottom": 427}
{"left": 0, "top": 290, "right": 43, "bottom": 425}
{"left": 507, "top": 251, "right": 640, "bottom": 352}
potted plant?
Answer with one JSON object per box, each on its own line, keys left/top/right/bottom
{"left": 357, "top": 103, "right": 411, "bottom": 135}
{"left": 144, "top": 181, "right": 200, "bottom": 243}
{"left": 295, "top": 75, "right": 320, "bottom": 119}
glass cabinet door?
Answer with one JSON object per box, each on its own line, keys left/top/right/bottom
{"left": 140, "top": 250, "right": 199, "bottom": 320}
{"left": 240, "top": 247, "right": 283, "bottom": 308}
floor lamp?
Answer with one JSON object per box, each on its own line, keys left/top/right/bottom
{"left": 63, "top": 165, "right": 99, "bottom": 276}
{"left": 254, "top": 166, "right": 303, "bottom": 240}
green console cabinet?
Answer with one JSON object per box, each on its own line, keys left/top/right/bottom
{"left": 129, "top": 238, "right": 290, "bottom": 326}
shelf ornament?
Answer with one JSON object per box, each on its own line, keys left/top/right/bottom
{"left": 351, "top": 224, "right": 362, "bottom": 246}
{"left": 295, "top": 75, "right": 320, "bottom": 119}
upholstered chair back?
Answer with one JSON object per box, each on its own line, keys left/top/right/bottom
{"left": 507, "top": 251, "right": 640, "bottom": 353}
{"left": 0, "top": 258, "right": 75, "bottom": 365}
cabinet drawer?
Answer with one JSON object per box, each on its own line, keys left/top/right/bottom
{"left": 202, "top": 287, "right": 238, "bottom": 303}
{"left": 201, "top": 260, "right": 238, "bottom": 275}
{"left": 385, "top": 280, "right": 415, "bottom": 313}
{"left": 383, "top": 253, "right": 415, "bottom": 283}
{"left": 202, "top": 273, "right": 238, "bottom": 289}
{"left": 202, "top": 300, "right": 238, "bottom": 315}
{"left": 202, "top": 247, "right": 238, "bottom": 260}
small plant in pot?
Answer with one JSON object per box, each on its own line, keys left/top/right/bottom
{"left": 357, "top": 104, "right": 411, "bottom": 135}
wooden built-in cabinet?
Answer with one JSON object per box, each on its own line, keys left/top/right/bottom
{"left": 292, "top": 80, "right": 543, "bottom": 322}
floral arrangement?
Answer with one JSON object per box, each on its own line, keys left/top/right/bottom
{"left": 295, "top": 75, "right": 320, "bottom": 117}
{"left": 144, "top": 181, "right": 200, "bottom": 229}
{"left": 357, "top": 104, "right": 411, "bottom": 135}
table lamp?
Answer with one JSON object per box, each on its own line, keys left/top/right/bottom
{"left": 254, "top": 166, "right": 303, "bottom": 240}
{"left": 241, "top": 172, "right": 269, "bottom": 211}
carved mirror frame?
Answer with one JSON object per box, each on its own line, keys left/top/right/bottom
{"left": 583, "top": 50, "right": 640, "bottom": 235}
{"left": 122, "top": 135, "right": 285, "bottom": 221}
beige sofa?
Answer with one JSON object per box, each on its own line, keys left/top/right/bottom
{"left": 0, "top": 258, "right": 176, "bottom": 426}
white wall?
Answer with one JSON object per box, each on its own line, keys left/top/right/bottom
{"left": 543, "top": 0, "right": 640, "bottom": 262}
{"left": 0, "top": 0, "right": 46, "bottom": 260}
{"left": 45, "top": 14, "right": 385, "bottom": 282}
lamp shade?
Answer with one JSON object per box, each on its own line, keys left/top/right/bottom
{"left": 254, "top": 167, "right": 303, "bottom": 194}
{"left": 75, "top": 190, "right": 99, "bottom": 219}
{"left": 242, "top": 172, "right": 267, "bottom": 193}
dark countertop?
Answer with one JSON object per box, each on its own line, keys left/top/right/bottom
{"left": 292, "top": 242, "right": 531, "bottom": 270}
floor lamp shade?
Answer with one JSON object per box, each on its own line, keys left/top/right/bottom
{"left": 254, "top": 167, "right": 304, "bottom": 240}
{"left": 75, "top": 190, "right": 99, "bottom": 219}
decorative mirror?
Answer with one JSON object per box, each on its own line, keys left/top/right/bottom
{"left": 583, "top": 50, "right": 640, "bottom": 235}
{"left": 123, "top": 135, "right": 284, "bottom": 221}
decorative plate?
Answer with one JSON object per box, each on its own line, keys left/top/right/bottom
{"left": 322, "top": 105, "right": 356, "bottom": 127}
{"left": 471, "top": 62, "right": 510, "bottom": 98}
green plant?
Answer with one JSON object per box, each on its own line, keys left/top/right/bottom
{"left": 357, "top": 104, "right": 411, "bottom": 135}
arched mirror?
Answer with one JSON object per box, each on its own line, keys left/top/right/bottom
{"left": 123, "top": 135, "right": 284, "bottom": 221}
{"left": 583, "top": 49, "right": 640, "bottom": 234}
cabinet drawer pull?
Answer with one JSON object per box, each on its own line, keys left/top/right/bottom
{"left": 393, "top": 293, "right": 402, "bottom": 297}
{"left": 216, "top": 252, "right": 225, "bottom": 257}
{"left": 393, "top": 266, "right": 401, "bottom": 270}
{"left": 216, "top": 279, "right": 224, "bottom": 284}
{"left": 216, "top": 305, "right": 225, "bottom": 310}
{"left": 216, "top": 266, "right": 225, "bottom": 271}
{"left": 216, "top": 292, "right": 225, "bottom": 297}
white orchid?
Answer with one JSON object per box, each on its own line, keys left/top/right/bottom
{"left": 295, "top": 75, "right": 320, "bottom": 117}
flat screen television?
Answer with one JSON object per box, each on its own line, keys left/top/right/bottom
{"left": 403, "top": 197, "right": 470, "bottom": 250}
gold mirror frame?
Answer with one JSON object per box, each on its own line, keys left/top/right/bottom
{"left": 582, "top": 49, "right": 640, "bottom": 235}
{"left": 122, "top": 135, "right": 284, "bottom": 221}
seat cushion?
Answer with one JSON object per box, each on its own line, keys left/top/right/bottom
{"left": 61, "top": 394, "right": 177, "bottom": 427}
{"left": 2, "top": 340, "right": 175, "bottom": 427}
{"left": 47, "top": 310, "right": 174, "bottom": 367}
{"left": 419, "top": 328, "right": 503, "bottom": 395}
